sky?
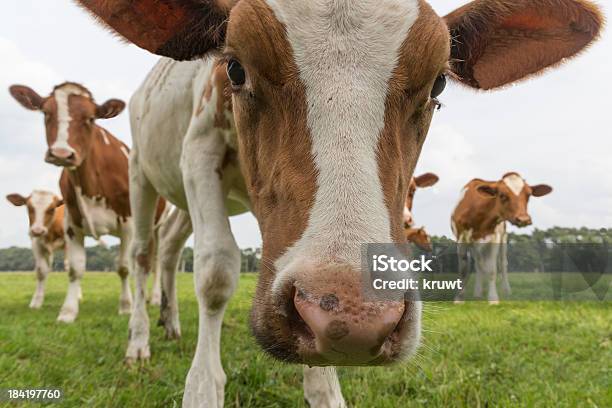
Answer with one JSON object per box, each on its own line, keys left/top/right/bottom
{"left": 1, "top": 0, "right": 611, "bottom": 250}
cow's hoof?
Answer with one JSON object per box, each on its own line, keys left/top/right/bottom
{"left": 57, "top": 309, "right": 77, "bottom": 323}
{"left": 453, "top": 299, "right": 465, "bottom": 305}
{"left": 149, "top": 293, "right": 162, "bottom": 307}
{"left": 29, "top": 299, "right": 43, "bottom": 309}
{"left": 164, "top": 323, "right": 181, "bottom": 340}
{"left": 183, "top": 365, "right": 226, "bottom": 408}
{"left": 488, "top": 300, "right": 500, "bottom": 305}
{"left": 125, "top": 343, "right": 150, "bottom": 364}
{"left": 158, "top": 315, "right": 181, "bottom": 340}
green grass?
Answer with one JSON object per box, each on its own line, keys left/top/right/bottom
{"left": 0, "top": 272, "right": 610, "bottom": 407}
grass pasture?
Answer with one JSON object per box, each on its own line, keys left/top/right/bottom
{"left": 0, "top": 272, "right": 610, "bottom": 407}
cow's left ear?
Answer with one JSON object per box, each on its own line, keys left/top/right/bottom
{"left": 444, "top": 0, "right": 603, "bottom": 90}
{"left": 414, "top": 173, "right": 439, "bottom": 188}
{"left": 531, "top": 184, "right": 553, "bottom": 197}
{"left": 96, "top": 99, "right": 126, "bottom": 119}
{"left": 54, "top": 198, "right": 64, "bottom": 208}
{"left": 6, "top": 194, "right": 27, "bottom": 206}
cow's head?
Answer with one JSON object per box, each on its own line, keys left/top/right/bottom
{"left": 6, "top": 191, "right": 63, "bottom": 238}
{"left": 9, "top": 83, "right": 125, "bottom": 168}
{"left": 405, "top": 227, "right": 433, "bottom": 252}
{"left": 477, "top": 172, "right": 553, "bottom": 227}
{"left": 75, "top": 0, "right": 601, "bottom": 366}
{"left": 404, "top": 172, "right": 439, "bottom": 228}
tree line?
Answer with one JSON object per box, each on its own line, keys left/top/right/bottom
{"left": 0, "top": 245, "right": 263, "bottom": 273}
{"left": 1, "top": 227, "right": 610, "bottom": 273}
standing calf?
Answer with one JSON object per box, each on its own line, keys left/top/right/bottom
{"left": 6, "top": 191, "right": 67, "bottom": 309}
{"left": 452, "top": 172, "right": 553, "bottom": 304}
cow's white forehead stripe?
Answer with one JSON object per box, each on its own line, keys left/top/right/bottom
{"left": 29, "top": 190, "right": 56, "bottom": 230}
{"left": 52, "top": 84, "right": 88, "bottom": 152}
{"left": 268, "top": 0, "right": 420, "bottom": 277}
{"left": 503, "top": 174, "right": 525, "bottom": 196}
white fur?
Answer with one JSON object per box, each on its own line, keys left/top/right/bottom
{"left": 503, "top": 174, "right": 525, "bottom": 196}
{"left": 74, "top": 187, "right": 121, "bottom": 238}
{"left": 99, "top": 127, "right": 111, "bottom": 145}
{"left": 268, "top": 0, "right": 421, "bottom": 283}
{"left": 52, "top": 84, "right": 87, "bottom": 153}
{"left": 303, "top": 366, "right": 347, "bottom": 408}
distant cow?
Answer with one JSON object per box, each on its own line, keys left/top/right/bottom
{"left": 6, "top": 190, "right": 68, "bottom": 309}
{"left": 404, "top": 173, "right": 438, "bottom": 250}
{"left": 9, "top": 82, "right": 166, "bottom": 322}
{"left": 75, "top": 0, "right": 601, "bottom": 406}
{"left": 452, "top": 172, "right": 552, "bottom": 304}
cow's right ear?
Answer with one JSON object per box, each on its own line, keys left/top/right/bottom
{"left": 74, "top": 0, "right": 232, "bottom": 61}
{"left": 9, "top": 85, "right": 44, "bottom": 111}
{"left": 6, "top": 194, "right": 27, "bottom": 207}
{"left": 476, "top": 183, "right": 498, "bottom": 198}
{"left": 414, "top": 173, "right": 439, "bottom": 188}
{"left": 54, "top": 198, "right": 64, "bottom": 208}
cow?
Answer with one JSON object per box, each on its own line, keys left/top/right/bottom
{"left": 8, "top": 82, "right": 166, "bottom": 322}
{"left": 405, "top": 227, "right": 433, "bottom": 252}
{"left": 451, "top": 172, "right": 553, "bottom": 304}
{"left": 74, "top": 0, "right": 602, "bottom": 406}
{"left": 6, "top": 190, "right": 68, "bottom": 309}
{"left": 404, "top": 173, "right": 438, "bottom": 250}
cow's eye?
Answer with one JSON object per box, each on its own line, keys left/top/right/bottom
{"left": 431, "top": 74, "right": 446, "bottom": 99}
{"left": 227, "top": 59, "right": 246, "bottom": 88}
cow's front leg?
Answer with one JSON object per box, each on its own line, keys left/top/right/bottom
{"left": 58, "top": 225, "right": 85, "bottom": 323}
{"left": 117, "top": 224, "right": 134, "bottom": 315}
{"left": 30, "top": 244, "right": 51, "bottom": 309}
{"left": 476, "top": 244, "right": 500, "bottom": 305}
{"left": 303, "top": 366, "right": 346, "bottom": 408}
{"left": 181, "top": 135, "right": 239, "bottom": 408}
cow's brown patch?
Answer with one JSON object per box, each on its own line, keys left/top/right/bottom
{"left": 378, "top": 1, "right": 450, "bottom": 244}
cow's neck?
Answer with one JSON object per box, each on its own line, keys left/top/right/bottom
{"left": 465, "top": 197, "right": 504, "bottom": 240}
{"left": 69, "top": 127, "right": 107, "bottom": 199}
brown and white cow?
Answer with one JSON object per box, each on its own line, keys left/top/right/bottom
{"left": 9, "top": 82, "right": 166, "bottom": 322}
{"left": 404, "top": 173, "right": 438, "bottom": 250}
{"left": 451, "top": 172, "right": 553, "bottom": 304}
{"left": 75, "top": 0, "right": 602, "bottom": 406}
{"left": 6, "top": 190, "right": 68, "bottom": 309}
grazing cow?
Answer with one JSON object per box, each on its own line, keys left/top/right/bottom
{"left": 8, "top": 82, "right": 166, "bottom": 322}
{"left": 6, "top": 190, "right": 68, "bottom": 309}
{"left": 404, "top": 173, "right": 438, "bottom": 250}
{"left": 451, "top": 172, "right": 553, "bottom": 304}
{"left": 75, "top": 0, "right": 602, "bottom": 406}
